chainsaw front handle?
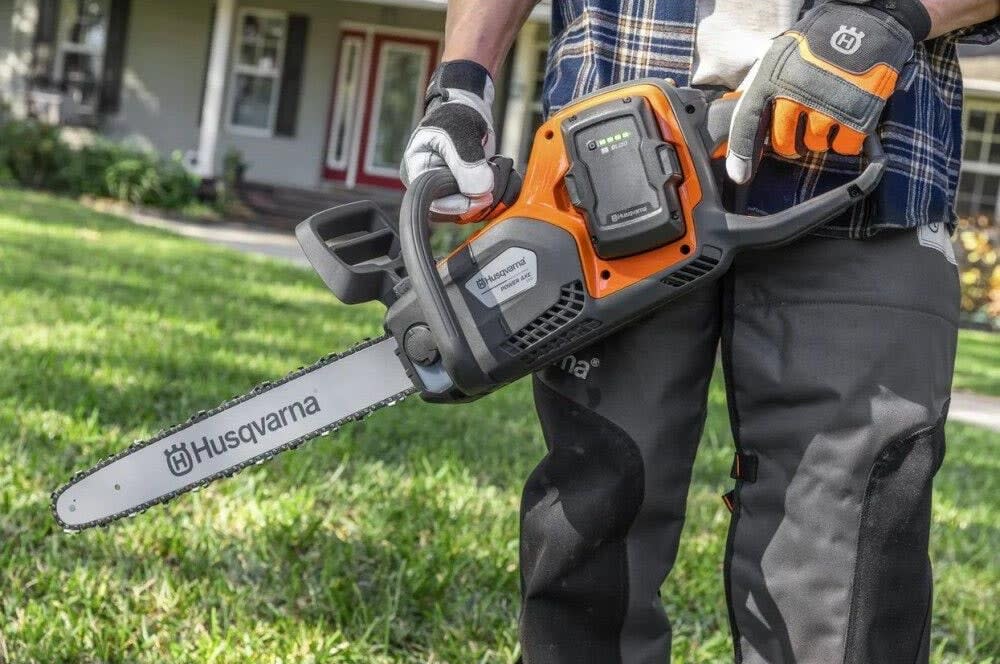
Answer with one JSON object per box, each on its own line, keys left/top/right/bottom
{"left": 399, "top": 168, "right": 490, "bottom": 395}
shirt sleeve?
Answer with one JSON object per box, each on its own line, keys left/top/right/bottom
{"left": 950, "top": 16, "right": 1000, "bottom": 45}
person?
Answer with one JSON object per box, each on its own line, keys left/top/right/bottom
{"left": 400, "top": 1, "right": 1000, "bottom": 662}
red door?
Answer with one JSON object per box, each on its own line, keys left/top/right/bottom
{"left": 323, "top": 31, "right": 439, "bottom": 189}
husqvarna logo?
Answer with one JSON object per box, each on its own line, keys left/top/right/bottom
{"left": 560, "top": 354, "right": 600, "bottom": 379}
{"left": 465, "top": 248, "right": 538, "bottom": 308}
{"left": 831, "top": 26, "right": 864, "bottom": 55}
{"left": 610, "top": 203, "right": 651, "bottom": 224}
{"left": 165, "top": 442, "right": 194, "bottom": 477}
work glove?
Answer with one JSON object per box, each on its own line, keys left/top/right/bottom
{"left": 401, "top": 59, "right": 497, "bottom": 223}
{"left": 726, "top": 0, "right": 931, "bottom": 184}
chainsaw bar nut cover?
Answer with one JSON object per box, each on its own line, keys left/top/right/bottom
{"left": 404, "top": 324, "right": 440, "bottom": 366}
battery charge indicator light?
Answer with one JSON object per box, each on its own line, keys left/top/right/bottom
{"left": 597, "top": 131, "right": 631, "bottom": 148}
{"left": 597, "top": 130, "right": 632, "bottom": 154}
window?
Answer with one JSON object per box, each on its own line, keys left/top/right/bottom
{"left": 55, "top": 0, "right": 110, "bottom": 111}
{"left": 326, "top": 35, "right": 364, "bottom": 170}
{"left": 959, "top": 99, "right": 1000, "bottom": 222}
{"left": 363, "top": 42, "right": 429, "bottom": 176}
{"left": 228, "top": 9, "right": 287, "bottom": 134}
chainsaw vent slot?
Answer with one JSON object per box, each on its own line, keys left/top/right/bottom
{"left": 526, "top": 318, "right": 603, "bottom": 364}
{"left": 501, "top": 281, "right": 600, "bottom": 362}
{"left": 662, "top": 254, "right": 720, "bottom": 288}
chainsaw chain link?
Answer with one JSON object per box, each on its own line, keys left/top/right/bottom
{"left": 51, "top": 335, "right": 415, "bottom": 532}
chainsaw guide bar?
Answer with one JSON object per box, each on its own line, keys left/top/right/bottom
{"left": 52, "top": 336, "right": 415, "bottom": 532}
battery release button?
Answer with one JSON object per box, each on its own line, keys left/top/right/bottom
{"left": 657, "top": 145, "right": 682, "bottom": 181}
{"left": 564, "top": 173, "right": 584, "bottom": 207}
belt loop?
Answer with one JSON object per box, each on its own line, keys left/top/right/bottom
{"left": 722, "top": 490, "right": 738, "bottom": 513}
{"left": 730, "top": 452, "right": 758, "bottom": 482}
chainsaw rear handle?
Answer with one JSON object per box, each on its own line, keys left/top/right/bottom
{"left": 698, "top": 92, "right": 886, "bottom": 247}
{"left": 722, "top": 136, "right": 884, "bottom": 246}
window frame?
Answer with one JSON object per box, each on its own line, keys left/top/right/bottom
{"left": 53, "top": 0, "right": 111, "bottom": 112}
{"left": 959, "top": 97, "right": 1000, "bottom": 221}
{"left": 325, "top": 35, "right": 365, "bottom": 171}
{"left": 360, "top": 39, "right": 431, "bottom": 179}
{"left": 225, "top": 6, "right": 289, "bottom": 137}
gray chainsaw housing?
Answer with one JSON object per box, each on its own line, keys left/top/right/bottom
{"left": 382, "top": 216, "right": 726, "bottom": 402}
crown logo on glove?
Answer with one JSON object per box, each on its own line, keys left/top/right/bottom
{"left": 831, "top": 25, "right": 866, "bottom": 55}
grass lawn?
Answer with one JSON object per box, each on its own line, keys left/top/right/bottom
{"left": 0, "top": 188, "right": 997, "bottom": 663}
{"left": 955, "top": 329, "right": 1000, "bottom": 397}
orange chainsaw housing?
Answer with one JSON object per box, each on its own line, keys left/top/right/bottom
{"left": 457, "top": 82, "right": 706, "bottom": 300}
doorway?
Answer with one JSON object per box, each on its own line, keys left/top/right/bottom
{"left": 323, "top": 28, "right": 440, "bottom": 189}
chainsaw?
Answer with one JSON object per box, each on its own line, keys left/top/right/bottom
{"left": 53, "top": 79, "right": 885, "bottom": 530}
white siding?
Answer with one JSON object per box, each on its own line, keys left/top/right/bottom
{"left": 103, "top": 0, "right": 215, "bottom": 154}
{"left": 0, "top": 0, "right": 40, "bottom": 117}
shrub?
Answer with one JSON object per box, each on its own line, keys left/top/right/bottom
{"left": 104, "top": 157, "right": 157, "bottom": 204}
{"left": 0, "top": 119, "right": 74, "bottom": 189}
{"left": 102, "top": 153, "right": 198, "bottom": 209}
{"left": 57, "top": 141, "right": 135, "bottom": 196}
{"left": 213, "top": 148, "right": 248, "bottom": 211}
{"left": 0, "top": 118, "right": 198, "bottom": 210}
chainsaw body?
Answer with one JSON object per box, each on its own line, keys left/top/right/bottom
{"left": 297, "top": 79, "right": 884, "bottom": 403}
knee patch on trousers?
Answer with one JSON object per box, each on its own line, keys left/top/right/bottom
{"left": 520, "top": 380, "right": 646, "bottom": 662}
{"left": 844, "top": 415, "right": 947, "bottom": 664}
{"left": 526, "top": 378, "right": 645, "bottom": 542}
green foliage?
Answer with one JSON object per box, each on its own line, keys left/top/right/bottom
{"left": 219, "top": 147, "right": 248, "bottom": 206}
{"left": 0, "top": 189, "right": 996, "bottom": 663}
{"left": 0, "top": 118, "right": 198, "bottom": 209}
{"left": 0, "top": 118, "right": 74, "bottom": 189}
{"left": 955, "top": 330, "right": 1000, "bottom": 396}
{"left": 954, "top": 215, "right": 999, "bottom": 329}
{"left": 103, "top": 153, "right": 196, "bottom": 209}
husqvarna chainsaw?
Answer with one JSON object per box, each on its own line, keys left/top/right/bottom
{"left": 53, "top": 79, "right": 885, "bottom": 530}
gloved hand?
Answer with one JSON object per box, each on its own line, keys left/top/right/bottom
{"left": 726, "top": 0, "right": 931, "bottom": 184}
{"left": 401, "top": 59, "right": 497, "bottom": 222}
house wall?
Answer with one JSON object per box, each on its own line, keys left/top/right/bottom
{"left": 0, "top": 0, "right": 39, "bottom": 117}
{"left": 104, "top": 0, "right": 214, "bottom": 154}
{"left": 0, "top": 1, "right": 16, "bottom": 107}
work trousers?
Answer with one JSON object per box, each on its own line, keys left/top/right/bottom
{"left": 519, "top": 226, "right": 959, "bottom": 663}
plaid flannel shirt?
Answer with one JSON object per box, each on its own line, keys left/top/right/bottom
{"left": 543, "top": 1, "right": 1000, "bottom": 237}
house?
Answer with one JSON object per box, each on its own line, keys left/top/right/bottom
{"left": 0, "top": 0, "right": 549, "bottom": 200}
{"left": 0, "top": 0, "right": 996, "bottom": 222}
